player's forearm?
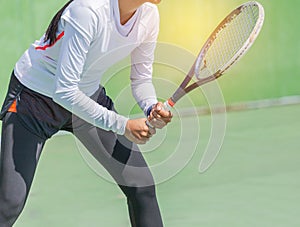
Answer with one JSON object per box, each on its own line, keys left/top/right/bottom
{"left": 53, "top": 88, "right": 128, "bottom": 135}
{"left": 131, "top": 79, "right": 158, "bottom": 116}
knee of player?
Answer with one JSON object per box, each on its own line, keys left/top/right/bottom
{"left": 0, "top": 191, "right": 26, "bottom": 218}
{"left": 123, "top": 184, "right": 157, "bottom": 201}
{"left": 133, "top": 185, "right": 157, "bottom": 199}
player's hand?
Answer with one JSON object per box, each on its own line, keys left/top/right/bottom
{"left": 148, "top": 102, "right": 173, "bottom": 129}
{"left": 124, "top": 118, "right": 156, "bottom": 144}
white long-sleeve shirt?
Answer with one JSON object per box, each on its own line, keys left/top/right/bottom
{"left": 14, "top": 0, "right": 159, "bottom": 135}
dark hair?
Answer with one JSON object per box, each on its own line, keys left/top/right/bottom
{"left": 44, "top": 0, "right": 73, "bottom": 45}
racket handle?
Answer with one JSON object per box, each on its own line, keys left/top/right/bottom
{"left": 146, "top": 119, "right": 155, "bottom": 129}
{"left": 146, "top": 99, "right": 174, "bottom": 129}
{"left": 163, "top": 98, "right": 175, "bottom": 111}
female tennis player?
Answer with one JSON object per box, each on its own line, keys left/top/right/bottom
{"left": 0, "top": 0, "right": 172, "bottom": 226}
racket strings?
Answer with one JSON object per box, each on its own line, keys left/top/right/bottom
{"left": 198, "top": 4, "right": 260, "bottom": 77}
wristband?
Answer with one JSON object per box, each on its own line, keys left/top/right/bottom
{"left": 146, "top": 105, "right": 154, "bottom": 117}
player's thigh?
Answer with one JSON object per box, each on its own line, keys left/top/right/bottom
{"left": 73, "top": 125, "right": 155, "bottom": 187}
{"left": 0, "top": 113, "right": 45, "bottom": 200}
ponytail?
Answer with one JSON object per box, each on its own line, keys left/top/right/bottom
{"left": 44, "top": 0, "right": 73, "bottom": 45}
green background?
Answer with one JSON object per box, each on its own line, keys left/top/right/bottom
{"left": 1, "top": 0, "right": 299, "bottom": 105}
{"left": 0, "top": 1, "right": 300, "bottom": 226}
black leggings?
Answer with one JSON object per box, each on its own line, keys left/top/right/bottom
{"left": 0, "top": 74, "right": 163, "bottom": 227}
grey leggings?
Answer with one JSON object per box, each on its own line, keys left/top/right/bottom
{"left": 0, "top": 73, "right": 163, "bottom": 227}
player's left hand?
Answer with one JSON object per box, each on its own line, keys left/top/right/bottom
{"left": 148, "top": 102, "right": 173, "bottom": 129}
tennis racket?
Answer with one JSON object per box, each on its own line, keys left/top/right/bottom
{"left": 147, "top": 1, "right": 265, "bottom": 172}
{"left": 160, "top": 1, "right": 265, "bottom": 110}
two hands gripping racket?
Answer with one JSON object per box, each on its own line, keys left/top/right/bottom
{"left": 126, "top": 1, "right": 264, "bottom": 147}
{"left": 125, "top": 103, "right": 172, "bottom": 145}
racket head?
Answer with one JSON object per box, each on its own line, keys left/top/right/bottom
{"left": 194, "top": 1, "right": 265, "bottom": 80}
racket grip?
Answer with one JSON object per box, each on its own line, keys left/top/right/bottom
{"left": 146, "top": 119, "right": 155, "bottom": 129}
{"left": 163, "top": 99, "right": 173, "bottom": 111}
{"left": 146, "top": 99, "right": 174, "bottom": 129}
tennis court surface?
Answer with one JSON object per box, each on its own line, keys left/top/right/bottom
{"left": 12, "top": 104, "right": 300, "bottom": 227}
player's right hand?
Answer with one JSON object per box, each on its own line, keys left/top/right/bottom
{"left": 124, "top": 118, "right": 156, "bottom": 144}
{"left": 148, "top": 102, "right": 173, "bottom": 129}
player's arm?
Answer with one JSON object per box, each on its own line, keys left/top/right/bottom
{"left": 53, "top": 6, "right": 151, "bottom": 144}
{"left": 130, "top": 6, "right": 172, "bottom": 129}
{"left": 130, "top": 42, "right": 173, "bottom": 129}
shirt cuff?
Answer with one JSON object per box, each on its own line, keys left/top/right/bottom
{"left": 146, "top": 104, "right": 154, "bottom": 117}
{"left": 116, "top": 115, "right": 129, "bottom": 135}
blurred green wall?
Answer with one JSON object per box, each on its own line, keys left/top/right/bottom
{"left": 158, "top": 0, "right": 300, "bottom": 104}
{"left": 1, "top": 0, "right": 299, "bottom": 106}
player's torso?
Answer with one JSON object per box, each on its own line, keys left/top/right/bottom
{"left": 15, "top": 0, "right": 157, "bottom": 97}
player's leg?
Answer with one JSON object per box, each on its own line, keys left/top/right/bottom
{"left": 73, "top": 126, "right": 163, "bottom": 227}
{"left": 65, "top": 86, "right": 163, "bottom": 226}
{"left": 0, "top": 113, "right": 46, "bottom": 226}
{"left": 116, "top": 136, "right": 163, "bottom": 227}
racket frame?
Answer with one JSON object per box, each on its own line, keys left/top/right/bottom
{"left": 166, "top": 1, "right": 265, "bottom": 108}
